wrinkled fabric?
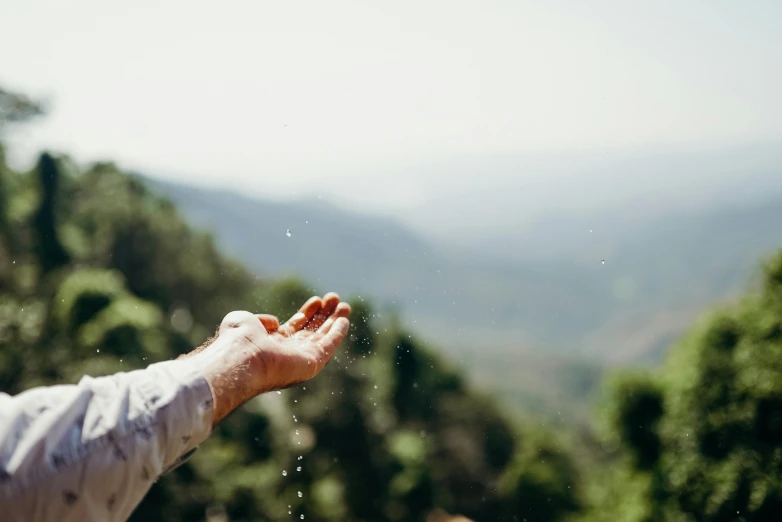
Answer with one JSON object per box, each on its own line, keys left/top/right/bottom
{"left": 0, "top": 359, "right": 214, "bottom": 521}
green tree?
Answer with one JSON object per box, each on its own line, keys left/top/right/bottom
{"left": 0, "top": 143, "right": 13, "bottom": 282}
{"left": 499, "top": 428, "right": 580, "bottom": 521}
{"left": 0, "top": 86, "right": 44, "bottom": 129}
{"left": 589, "top": 252, "right": 782, "bottom": 522}
{"left": 32, "top": 153, "right": 70, "bottom": 273}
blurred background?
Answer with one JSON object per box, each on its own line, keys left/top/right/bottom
{"left": 2, "top": 1, "right": 782, "bottom": 521}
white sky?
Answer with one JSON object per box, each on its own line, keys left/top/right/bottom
{"left": 2, "top": 0, "right": 781, "bottom": 231}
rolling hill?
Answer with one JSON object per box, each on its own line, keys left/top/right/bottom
{"left": 141, "top": 174, "right": 782, "bottom": 417}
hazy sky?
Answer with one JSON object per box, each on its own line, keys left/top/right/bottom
{"left": 2, "top": 0, "right": 781, "bottom": 231}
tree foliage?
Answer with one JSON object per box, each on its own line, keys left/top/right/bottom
{"left": 0, "top": 86, "right": 44, "bottom": 130}
{"left": 589, "top": 253, "right": 782, "bottom": 522}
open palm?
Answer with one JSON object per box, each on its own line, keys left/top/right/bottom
{"left": 196, "top": 293, "right": 352, "bottom": 423}
{"left": 252, "top": 292, "right": 352, "bottom": 388}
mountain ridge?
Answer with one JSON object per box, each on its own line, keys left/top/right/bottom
{"left": 140, "top": 173, "right": 782, "bottom": 416}
{"left": 141, "top": 173, "right": 782, "bottom": 359}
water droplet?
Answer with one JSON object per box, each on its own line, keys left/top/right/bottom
{"left": 96, "top": 349, "right": 100, "bottom": 353}
{"left": 297, "top": 491, "right": 303, "bottom": 498}
{"left": 296, "top": 466, "right": 301, "bottom": 471}
{"left": 282, "top": 470, "right": 287, "bottom": 476}
{"left": 300, "top": 515, "right": 305, "bottom": 520}
{"left": 286, "top": 229, "right": 292, "bottom": 237}
{"left": 601, "top": 259, "right": 606, "bottom": 265}
{"left": 589, "top": 229, "right": 593, "bottom": 233}
{"left": 295, "top": 430, "right": 299, "bottom": 435}
{"left": 277, "top": 391, "right": 282, "bottom": 395}
{"left": 374, "top": 385, "right": 378, "bottom": 389}
{"left": 297, "top": 456, "right": 303, "bottom": 460}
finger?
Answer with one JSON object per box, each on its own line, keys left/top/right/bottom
{"left": 318, "top": 317, "right": 350, "bottom": 361}
{"left": 305, "top": 292, "right": 340, "bottom": 331}
{"left": 256, "top": 314, "right": 280, "bottom": 333}
{"left": 317, "top": 302, "right": 352, "bottom": 334}
{"left": 279, "top": 296, "right": 322, "bottom": 335}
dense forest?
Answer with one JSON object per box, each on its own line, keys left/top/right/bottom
{"left": 2, "top": 87, "right": 782, "bottom": 521}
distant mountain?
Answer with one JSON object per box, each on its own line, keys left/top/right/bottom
{"left": 140, "top": 176, "right": 589, "bottom": 350}
{"left": 142, "top": 175, "right": 782, "bottom": 416}
{"left": 382, "top": 141, "right": 782, "bottom": 246}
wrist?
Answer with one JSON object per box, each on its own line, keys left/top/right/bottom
{"left": 188, "top": 336, "right": 265, "bottom": 425}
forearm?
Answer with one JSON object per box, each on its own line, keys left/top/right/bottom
{"left": 0, "top": 359, "right": 214, "bottom": 522}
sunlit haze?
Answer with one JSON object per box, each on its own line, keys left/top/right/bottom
{"left": 3, "top": 0, "right": 781, "bottom": 239}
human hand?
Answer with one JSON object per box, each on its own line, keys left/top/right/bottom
{"left": 189, "top": 293, "right": 351, "bottom": 424}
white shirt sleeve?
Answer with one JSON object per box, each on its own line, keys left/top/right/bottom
{"left": 0, "top": 358, "right": 215, "bottom": 522}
